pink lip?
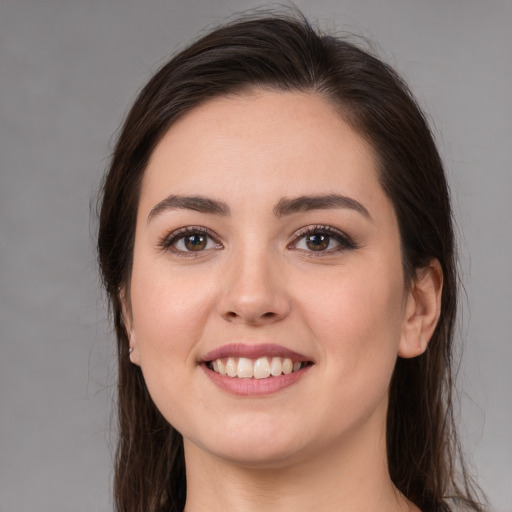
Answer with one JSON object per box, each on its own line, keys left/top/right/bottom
{"left": 200, "top": 363, "right": 313, "bottom": 396}
{"left": 200, "top": 343, "right": 311, "bottom": 363}
{"left": 199, "top": 343, "right": 314, "bottom": 397}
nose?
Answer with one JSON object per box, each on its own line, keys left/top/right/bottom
{"left": 217, "top": 248, "right": 291, "bottom": 326}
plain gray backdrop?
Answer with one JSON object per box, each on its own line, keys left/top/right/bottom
{"left": 1, "top": 1, "right": 511, "bottom": 511}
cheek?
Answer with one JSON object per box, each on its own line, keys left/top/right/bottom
{"left": 296, "top": 258, "right": 405, "bottom": 396}
{"left": 300, "top": 271, "right": 403, "bottom": 439}
{"left": 128, "top": 253, "right": 218, "bottom": 427}
{"left": 301, "top": 258, "right": 404, "bottom": 338}
{"left": 129, "top": 250, "right": 218, "bottom": 365}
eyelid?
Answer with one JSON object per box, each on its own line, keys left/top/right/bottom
{"left": 157, "top": 224, "right": 357, "bottom": 256}
{"left": 288, "top": 224, "right": 357, "bottom": 253}
{"left": 158, "top": 225, "right": 223, "bottom": 255}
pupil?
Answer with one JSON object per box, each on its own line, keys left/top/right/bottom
{"left": 306, "top": 234, "right": 329, "bottom": 251}
{"left": 185, "top": 234, "right": 206, "bottom": 251}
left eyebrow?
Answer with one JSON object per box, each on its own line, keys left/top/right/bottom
{"left": 148, "top": 194, "right": 230, "bottom": 222}
{"left": 273, "top": 194, "right": 372, "bottom": 221}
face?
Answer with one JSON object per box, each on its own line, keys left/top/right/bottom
{"left": 126, "top": 90, "right": 419, "bottom": 467}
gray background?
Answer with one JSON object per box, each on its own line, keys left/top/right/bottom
{"left": 1, "top": 1, "right": 511, "bottom": 511}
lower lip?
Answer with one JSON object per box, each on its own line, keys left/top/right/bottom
{"left": 201, "top": 364, "right": 312, "bottom": 396}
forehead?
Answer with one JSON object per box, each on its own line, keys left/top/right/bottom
{"left": 139, "top": 90, "right": 384, "bottom": 216}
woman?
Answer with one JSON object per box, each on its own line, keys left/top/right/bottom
{"left": 97, "top": 12, "right": 485, "bottom": 512}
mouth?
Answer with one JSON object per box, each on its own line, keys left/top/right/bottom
{"left": 199, "top": 343, "right": 314, "bottom": 394}
{"left": 205, "top": 356, "right": 313, "bottom": 379}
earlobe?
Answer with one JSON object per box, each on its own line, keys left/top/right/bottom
{"left": 126, "top": 328, "right": 141, "bottom": 366}
{"left": 398, "top": 259, "right": 443, "bottom": 359}
{"left": 120, "top": 289, "right": 141, "bottom": 366}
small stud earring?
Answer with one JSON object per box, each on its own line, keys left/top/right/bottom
{"left": 128, "top": 346, "right": 134, "bottom": 355}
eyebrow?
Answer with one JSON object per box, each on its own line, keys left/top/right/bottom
{"left": 273, "top": 194, "right": 372, "bottom": 220}
{"left": 148, "top": 194, "right": 230, "bottom": 221}
{"left": 148, "top": 193, "right": 371, "bottom": 222}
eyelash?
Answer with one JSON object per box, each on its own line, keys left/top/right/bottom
{"left": 158, "top": 226, "right": 222, "bottom": 257}
{"left": 288, "top": 225, "right": 358, "bottom": 255}
{"left": 158, "top": 224, "right": 358, "bottom": 257}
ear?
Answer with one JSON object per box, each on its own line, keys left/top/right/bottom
{"left": 398, "top": 259, "right": 443, "bottom": 359}
{"left": 120, "top": 288, "right": 141, "bottom": 366}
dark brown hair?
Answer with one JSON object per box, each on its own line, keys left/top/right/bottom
{"left": 98, "top": 12, "right": 484, "bottom": 512}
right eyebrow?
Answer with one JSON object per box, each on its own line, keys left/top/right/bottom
{"left": 147, "top": 194, "right": 230, "bottom": 222}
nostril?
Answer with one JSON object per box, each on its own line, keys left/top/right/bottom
{"left": 262, "top": 312, "right": 276, "bottom": 318}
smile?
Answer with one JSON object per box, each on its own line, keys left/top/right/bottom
{"left": 207, "top": 357, "right": 310, "bottom": 379}
{"left": 200, "top": 343, "right": 314, "bottom": 395}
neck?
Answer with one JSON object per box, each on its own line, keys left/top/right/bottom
{"left": 183, "top": 409, "right": 417, "bottom": 512}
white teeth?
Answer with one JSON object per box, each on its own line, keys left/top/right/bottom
{"left": 253, "top": 357, "right": 271, "bottom": 379}
{"left": 226, "top": 357, "right": 237, "bottom": 377}
{"left": 237, "top": 357, "right": 253, "bottom": 378}
{"left": 210, "top": 356, "right": 306, "bottom": 379}
{"left": 217, "top": 358, "right": 226, "bottom": 376}
{"left": 282, "top": 358, "right": 293, "bottom": 375}
{"left": 270, "top": 357, "right": 282, "bottom": 376}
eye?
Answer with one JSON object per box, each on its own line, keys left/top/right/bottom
{"left": 289, "top": 225, "right": 356, "bottom": 254}
{"left": 159, "top": 227, "right": 223, "bottom": 256}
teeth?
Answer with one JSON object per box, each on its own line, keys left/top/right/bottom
{"left": 209, "top": 357, "right": 307, "bottom": 379}
{"left": 270, "top": 357, "right": 282, "bottom": 376}
{"left": 253, "top": 357, "right": 271, "bottom": 379}
{"left": 237, "top": 357, "right": 253, "bottom": 378}
{"left": 226, "top": 357, "right": 237, "bottom": 377}
{"left": 217, "top": 358, "right": 226, "bottom": 376}
{"left": 282, "top": 358, "right": 293, "bottom": 375}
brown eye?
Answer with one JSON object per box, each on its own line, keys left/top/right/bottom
{"left": 305, "top": 233, "right": 330, "bottom": 251}
{"left": 184, "top": 233, "right": 207, "bottom": 251}
{"left": 290, "top": 225, "right": 356, "bottom": 255}
{"left": 161, "top": 227, "right": 223, "bottom": 255}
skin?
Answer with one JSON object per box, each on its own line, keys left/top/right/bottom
{"left": 125, "top": 90, "right": 442, "bottom": 512}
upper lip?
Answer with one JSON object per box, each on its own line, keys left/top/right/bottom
{"left": 200, "top": 343, "right": 312, "bottom": 363}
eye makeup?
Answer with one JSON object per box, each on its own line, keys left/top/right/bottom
{"left": 157, "top": 226, "right": 223, "bottom": 257}
{"left": 288, "top": 224, "right": 359, "bottom": 255}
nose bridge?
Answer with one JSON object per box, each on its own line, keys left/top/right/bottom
{"left": 218, "top": 238, "right": 290, "bottom": 324}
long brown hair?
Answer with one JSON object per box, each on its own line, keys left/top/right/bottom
{"left": 97, "top": 11, "right": 485, "bottom": 512}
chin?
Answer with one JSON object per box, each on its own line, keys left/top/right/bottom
{"left": 205, "top": 441, "right": 307, "bottom": 469}
{"left": 184, "top": 415, "right": 311, "bottom": 468}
